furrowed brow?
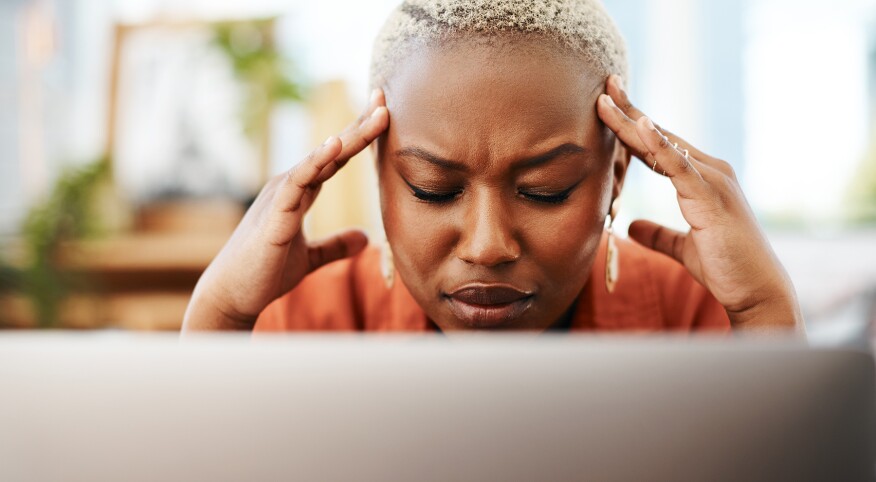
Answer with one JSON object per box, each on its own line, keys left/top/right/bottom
{"left": 513, "top": 143, "right": 588, "bottom": 169}
{"left": 395, "top": 143, "right": 588, "bottom": 171}
{"left": 394, "top": 146, "right": 468, "bottom": 172}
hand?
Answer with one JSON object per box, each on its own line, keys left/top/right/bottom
{"left": 182, "top": 89, "right": 390, "bottom": 331}
{"left": 597, "top": 75, "right": 804, "bottom": 334}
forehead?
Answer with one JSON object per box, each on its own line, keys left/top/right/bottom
{"left": 384, "top": 38, "right": 606, "bottom": 160}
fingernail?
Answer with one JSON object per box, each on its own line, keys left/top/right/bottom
{"left": 643, "top": 117, "right": 656, "bottom": 131}
{"left": 370, "top": 88, "right": 380, "bottom": 105}
{"left": 370, "top": 106, "right": 384, "bottom": 119}
{"left": 601, "top": 94, "right": 616, "bottom": 108}
{"left": 322, "top": 136, "right": 334, "bottom": 146}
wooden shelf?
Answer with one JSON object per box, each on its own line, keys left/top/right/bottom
{"left": 2, "top": 200, "right": 243, "bottom": 331}
{"left": 59, "top": 233, "right": 228, "bottom": 272}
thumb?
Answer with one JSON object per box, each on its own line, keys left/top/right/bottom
{"left": 307, "top": 229, "right": 369, "bottom": 272}
{"left": 628, "top": 219, "right": 686, "bottom": 264}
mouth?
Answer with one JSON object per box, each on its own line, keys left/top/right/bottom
{"left": 443, "top": 284, "right": 535, "bottom": 328}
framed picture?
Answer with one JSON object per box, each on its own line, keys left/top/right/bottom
{"left": 106, "top": 19, "right": 281, "bottom": 204}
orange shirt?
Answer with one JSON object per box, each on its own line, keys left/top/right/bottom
{"left": 254, "top": 235, "right": 730, "bottom": 332}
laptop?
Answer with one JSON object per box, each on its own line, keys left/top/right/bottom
{"left": 0, "top": 333, "right": 872, "bottom": 481}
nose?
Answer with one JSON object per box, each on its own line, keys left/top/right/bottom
{"left": 455, "top": 191, "right": 521, "bottom": 267}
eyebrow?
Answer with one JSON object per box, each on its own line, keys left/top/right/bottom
{"left": 393, "top": 143, "right": 588, "bottom": 172}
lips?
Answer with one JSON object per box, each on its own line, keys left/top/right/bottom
{"left": 444, "top": 284, "right": 534, "bottom": 328}
{"left": 448, "top": 285, "right": 531, "bottom": 305}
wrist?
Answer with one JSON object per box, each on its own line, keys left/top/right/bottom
{"left": 726, "top": 286, "right": 805, "bottom": 335}
{"left": 182, "top": 287, "right": 258, "bottom": 333}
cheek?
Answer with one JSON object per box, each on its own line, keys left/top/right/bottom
{"left": 378, "top": 167, "right": 453, "bottom": 287}
{"left": 517, "top": 170, "right": 613, "bottom": 287}
{"left": 528, "top": 202, "right": 604, "bottom": 249}
{"left": 523, "top": 192, "right": 606, "bottom": 267}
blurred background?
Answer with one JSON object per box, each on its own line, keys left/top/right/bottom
{"left": 0, "top": 0, "right": 874, "bottom": 336}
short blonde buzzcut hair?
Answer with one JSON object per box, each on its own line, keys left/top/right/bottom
{"left": 370, "top": 0, "right": 628, "bottom": 88}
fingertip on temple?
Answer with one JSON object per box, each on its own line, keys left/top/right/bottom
{"left": 605, "top": 74, "right": 624, "bottom": 95}
{"left": 371, "top": 106, "right": 391, "bottom": 132}
{"left": 373, "top": 105, "right": 389, "bottom": 120}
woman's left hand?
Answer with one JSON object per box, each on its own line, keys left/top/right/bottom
{"left": 597, "top": 75, "right": 804, "bottom": 334}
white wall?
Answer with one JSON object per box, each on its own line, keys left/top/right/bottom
{"left": 2, "top": 0, "right": 875, "bottom": 236}
{"left": 744, "top": 0, "right": 875, "bottom": 226}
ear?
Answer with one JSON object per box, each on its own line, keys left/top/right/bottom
{"left": 610, "top": 138, "right": 632, "bottom": 202}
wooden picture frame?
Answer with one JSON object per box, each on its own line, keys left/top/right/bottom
{"left": 106, "top": 19, "right": 274, "bottom": 204}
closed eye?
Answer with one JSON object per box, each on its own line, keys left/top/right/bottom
{"left": 401, "top": 177, "right": 582, "bottom": 205}
{"left": 518, "top": 180, "right": 581, "bottom": 205}
{"left": 403, "top": 178, "right": 461, "bottom": 204}
{"left": 412, "top": 187, "right": 460, "bottom": 203}
{"left": 519, "top": 191, "right": 572, "bottom": 204}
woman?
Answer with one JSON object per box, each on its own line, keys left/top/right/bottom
{"left": 182, "top": 0, "right": 804, "bottom": 334}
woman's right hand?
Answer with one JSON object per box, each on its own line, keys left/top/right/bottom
{"left": 182, "top": 90, "right": 389, "bottom": 331}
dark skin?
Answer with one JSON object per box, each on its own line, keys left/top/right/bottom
{"left": 376, "top": 40, "right": 626, "bottom": 331}
{"left": 182, "top": 36, "right": 804, "bottom": 335}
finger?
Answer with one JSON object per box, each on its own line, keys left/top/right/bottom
{"left": 597, "top": 93, "right": 653, "bottom": 164}
{"left": 597, "top": 93, "right": 687, "bottom": 179}
{"left": 598, "top": 94, "right": 707, "bottom": 188}
{"left": 355, "top": 88, "right": 384, "bottom": 126}
{"left": 628, "top": 219, "right": 687, "bottom": 265}
{"left": 315, "top": 105, "right": 389, "bottom": 184}
{"left": 274, "top": 136, "right": 343, "bottom": 214}
{"left": 606, "top": 75, "right": 736, "bottom": 177}
{"left": 316, "top": 89, "right": 389, "bottom": 180}
{"left": 635, "top": 116, "right": 710, "bottom": 197}
{"left": 307, "top": 229, "right": 369, "bottom": 273}
{"left": 605, "top": 75, "right": 712, "bottom": 163}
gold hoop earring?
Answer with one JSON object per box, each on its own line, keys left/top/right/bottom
{"left": 381, "top": 239, "right": 395, "bottom": 289}
{"left": 605, "top": 199, "right": 620, "bottom": 293}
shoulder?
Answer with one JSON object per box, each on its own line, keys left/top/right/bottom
{"left": 254, "top": 245, "right": 428, "bottom": 332}
{"left": 573, "top": 234, "right": 730, "bottom": 332}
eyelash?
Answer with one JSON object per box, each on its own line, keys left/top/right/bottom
{"left": 522, "top": 191, "right": 572, "bottom": 204}
{"left": 410, "top": 186, "right": 460, "bottom": 204}
{"left": 407, "top": 184, "right": 573, "bottom": 205}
